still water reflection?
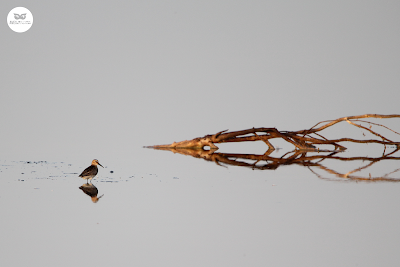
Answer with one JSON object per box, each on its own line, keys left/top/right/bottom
{"left": 79, "top": 183, "right": 103, "bottom": 203}
{"left": 148, "top": 146, "right": 400, "bottom": 182}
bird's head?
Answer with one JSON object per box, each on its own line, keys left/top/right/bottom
{"left": 92, "top": 159, "right": 104, "bottom": 168}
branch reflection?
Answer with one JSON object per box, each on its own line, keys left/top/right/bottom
{"left": 150, "top": 146, "right": 400, "bottom": 182}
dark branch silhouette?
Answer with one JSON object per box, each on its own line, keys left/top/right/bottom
{"left": 146, "top": 114, "right": 400, "bottom": 151}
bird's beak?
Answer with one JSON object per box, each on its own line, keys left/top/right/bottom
{"left": 99, "top": 163, "right": 104, "bottom": 168}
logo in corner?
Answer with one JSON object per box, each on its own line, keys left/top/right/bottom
{"left": 7, "top": 7, "right": 33, "bottom": 33}
{"left": 14, "top": 13, "right": 27, "bottom": 20}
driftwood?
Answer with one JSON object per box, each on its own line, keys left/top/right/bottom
{"left": 147, "top": 114, "right": 400, "bottom": 151}
{"left": 145, "top": 114, "right": 400, "bottom": 182}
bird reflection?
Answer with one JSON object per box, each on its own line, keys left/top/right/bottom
{"left": 79, "top": 183, "right": 104, "bottom": 203}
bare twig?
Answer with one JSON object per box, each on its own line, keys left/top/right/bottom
{"left": 146, "top": 114, "right": 400, "bottom": 151}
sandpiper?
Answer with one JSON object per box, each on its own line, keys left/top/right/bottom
{"left": 79, "top": 159, "right": 103, "bottom": 182}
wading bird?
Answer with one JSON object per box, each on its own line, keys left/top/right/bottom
{"left": 79, "top": 159, "right": 103, "bottom": 182}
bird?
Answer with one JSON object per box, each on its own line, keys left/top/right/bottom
{"left": 79, "top": 159, "right": 104, "bottom": 182}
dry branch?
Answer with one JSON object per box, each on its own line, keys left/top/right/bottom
{"left": 146, "top": 114, "right": 400, "bottom": 151}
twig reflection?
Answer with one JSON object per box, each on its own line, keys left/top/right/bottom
{"left": 149, "top": 146, "right": 400, "bottom": 182}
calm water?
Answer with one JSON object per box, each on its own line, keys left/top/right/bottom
{"left": 1, "top": 144, "right": 400, "bottom": 267}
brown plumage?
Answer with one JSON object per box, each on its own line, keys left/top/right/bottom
{"left": 79, "top": 159, "right": 103, "bottom": 182}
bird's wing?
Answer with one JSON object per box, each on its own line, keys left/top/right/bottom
{"left": 79, "top": 165, "right": 98, "bottom": 177}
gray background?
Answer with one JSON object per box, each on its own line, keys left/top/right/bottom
{"left": 1, "top": 0, "right": 399, "bottom": 162}
{"left": 1, "top": 1, "right": 400, "bottom": 267}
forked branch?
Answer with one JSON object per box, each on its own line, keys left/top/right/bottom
{"left": 146, "top": 114, "right": 400, "bottom": 151}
